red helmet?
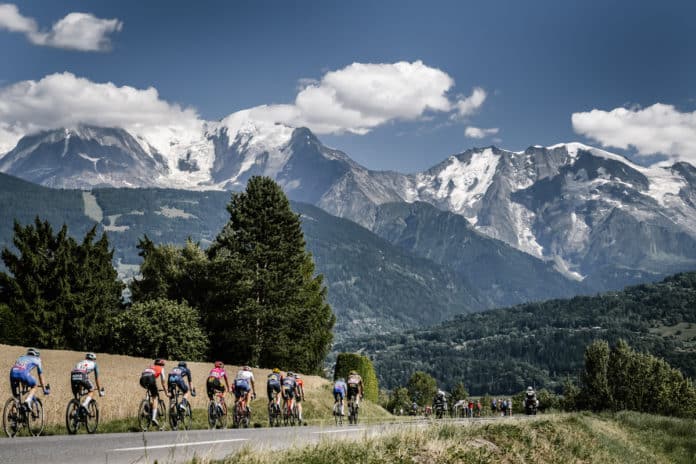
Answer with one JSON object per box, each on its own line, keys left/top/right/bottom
{"left": 214, "top": 361, "right": 224, "bottom": 368}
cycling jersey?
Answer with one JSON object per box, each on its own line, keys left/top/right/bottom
{"left": 70, "top": 359, "right": 99, "bottom": 395}
{"left": 295, "top": 377, "right": 305, "bottom": 402}
{"left": 281, "top": 375, "right": 296, "bottom": 399}
{"left": 73, "top": 359, "right": 99, "bottom": 377}
{"left": 142, "top": 365, "right": 164, "bottom": 379}
{"left": 347, "top": 374, "right": 362, "bottom": 386}
{"left": 208, "top": 367, "right": 227, "bottom": 381}
{"left": 235, "top": 369, "right": 254, "bottom": 383}
{"left": 333, "top": 380, "right": 347, "bottom": 401}
{"left": 168, "top": 366, "right": 191, "bottom": 394}
{"left": 267, "top": 373, "right": 281, "bottom": 400}
{"left": 10, "top": 355, "right": 43, "bottom": 394}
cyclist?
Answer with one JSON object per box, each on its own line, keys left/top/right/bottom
{"left": 294, "top": 373, "right": 305, "bottom": 422}
{"left": 206, "top": 361, "right": 230, "bottom": 401}
{"left": 70, "top": 352, "right": 103, "bottom": 414}
{"left": 168, "top": 361, "right": 194, "bottom": 409}
{"left": 234, "top": 365, "right": 256, "bottom": 412}
{"left": 346, "top": 370, "right": 363, "bottom": 409}
{"left": 139, "top": 359, "right": 166, "bottom": 427}
{"left": 267, "top": 368, "right": 282, "bottom": 410}
{"left": 281, "top": 371, "right": 297, "bottom": 416}
{"left": 9, "top": 348, "right": 49, "bottom": 410}
{"left": 333, "top": 377, "right": 347, "bottom": 416}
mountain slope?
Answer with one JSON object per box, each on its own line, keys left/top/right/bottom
{"left": 338, "top": 272, "right": 696, "bottom": 394}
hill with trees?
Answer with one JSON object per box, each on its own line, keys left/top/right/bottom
{"left": 338, "top": 272, "right": 696, "bottom": 394}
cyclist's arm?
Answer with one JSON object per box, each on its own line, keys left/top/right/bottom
{"left": 160, "top": 372, "right": 167, "bottom": 390}
{"left": 38, "top": 371, "right": 46, "bottom": 389}
{"left": 94, "top": 365, "right": 102, "bottom": 391}
{"left": 251, "top": 378, "right": 256, "bottom": 396}
{"left": 224, "top": 375, "right": 231, "bottom": 392}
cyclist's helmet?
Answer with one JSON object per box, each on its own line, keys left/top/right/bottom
{"left": 154, "top": 359, "right": 165, "bottom": 366}
{"left": 287, "top": 371, "right": 294, "bottom": 377}
{"left": 273, "top": 367, "right": 280, "bottom": 373}
{"left": 26, "top": 348, "right": 40, "bottom": 357}
{"left": 243, "top": 365, "right": 251, "bottom": 371}
{"left": 349, "top": 370, "right": 357, "bottom": 375}
{"left": 178, "top": 361, "right": 187, "bottom": 368}
{"left": 86, "top": 352, "right": 96, "bottom": 360}
{"left": 215, "top": 361, "right": 224, "bottom": 368}
{"left": 295, "top": 374, "right": 302, "bottom": 379}
{"left": 527, "top": 386, "right": 534, "bottom": 393}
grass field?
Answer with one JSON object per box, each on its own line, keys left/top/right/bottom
{"left": 214, "top": 412, "right": 696, "bottom": 464}
{"left": 0, "top": 344, "right": 390, "bottom": 435}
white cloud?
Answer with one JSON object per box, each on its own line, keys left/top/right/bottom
{"left": 464, "top": 126, "right": 499, "bottom": 139}
{"left": 0, "top": 72, "right": 203, "bottom": 154}
{"left": 572, "top": 103, "right": 696, "bottom": 165}
{"left": 0, "top": 3, "right": 122, "bottom": 51}
{"left": 240, "top": 61, "right": 486, "bottom": 135}
{"left": 455, "top": 87, "right": 487, "bottom": 117}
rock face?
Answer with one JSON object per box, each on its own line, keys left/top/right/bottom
{"left": 2, "top": 123, "right": 696, "bottom": 292}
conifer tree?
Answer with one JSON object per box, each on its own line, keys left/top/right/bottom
{"left": 207, "top": 176, "right": 335, "bottom": 372}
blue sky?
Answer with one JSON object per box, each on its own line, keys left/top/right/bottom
{"left": 1, "top": 0, "right": 695, "bottom": 172}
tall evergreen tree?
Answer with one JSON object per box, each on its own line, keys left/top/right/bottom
{"left": 207, "top": 176, "right": 335, "bottom": 373}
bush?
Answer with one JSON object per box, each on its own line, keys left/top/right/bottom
{"left": 110, "top": 298, "right": 208, "bottom": 360}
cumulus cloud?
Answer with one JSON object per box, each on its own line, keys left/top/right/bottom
{"left": 572, "top": 103, "right": 696, "bottom": 165}
{"left": 0, "top": 3, "right": 122, "bottom": 51}
{"left": 240, "top": 61, "right": 487, "bottom": 135}
{"left": 0, "top": 72, "right": 202, "bottom": 153}
{"left": 464, "top": 126, "right": 499, "bottom": 139}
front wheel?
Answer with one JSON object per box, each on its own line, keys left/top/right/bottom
{"left": 137, "top": 400, "right": 151, "bottom": 431}
{"left": 169, "top": 402, "right": 179, "bottom": 430}
{"left": 207, "top": 401, "right": 217, "bottom": 429}
{"left": 181, "top": 402, "right": 192, "bottom": 430}
{"left": 3, "top": 398, "right": 20, "bottom": 438}
{"left": 65, "top": 399, "right": 80, "bottom": 435}
{"left": 157, "top": 400, "right": 166, "bottom": 430}
{"left": 28, "top": 398, "right": 44, "bottom": 436}
{"left": 85, "top": 400, "right": 99, "bottom": 434}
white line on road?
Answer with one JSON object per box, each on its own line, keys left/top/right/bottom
{"left": 110, "top": 438, "right": 248, "bottom": 452}
{"left": 313, "top": 428, "right": 366, "bottom": 434}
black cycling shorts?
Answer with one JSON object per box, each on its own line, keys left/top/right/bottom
{"left": 168, "top": 376, "right": 189, "bottom": 395}
{"left": 347, "top": 384, "right": 360, "bottom": 400}
{"left": 281, "top": 385, "right": 295, "bottom": 400}
{"left": 70, "top": 370, "right": 94, "bottom": 396}
{"left": 139, "top": 373, "right": 158, "bottom": 397}
{"left": 206, "top": 377, "right": 224, "bottom": 400}
{"left": 267, "top": 381, "right": 281, "bottom": 401}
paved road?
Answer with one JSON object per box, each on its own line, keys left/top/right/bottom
{"left": 0, "top": 417, "right": 518, "bottom": 464}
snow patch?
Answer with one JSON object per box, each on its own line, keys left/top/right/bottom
{"left": 104, "top": 214, "right": 129, "bottom": 232}
{"left": 156, "top": 206, "right": 196, "bottom": 219}
{"left": 435, "top": 149, "right": 500, "bottom": 213}
{"left": 82, "top": 192, "right": 103, "bottom": 223}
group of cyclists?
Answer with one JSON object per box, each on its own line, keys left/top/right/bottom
{"left": 331, "top": 370, "right": 364, "bottom": 417}
{"left": 7, "top": 348, "right": 315, "bottom": 431}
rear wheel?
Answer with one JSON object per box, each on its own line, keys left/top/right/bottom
{"left": 169, "top": 401, "right": 179, "bottom": 430}
{"left": 207, "top": 401, "right": 217, "bottom": 429}
{"left": 85, "top": 400, "right": 99, "bottom": 434}
{"left": 28, "top": 398, "right": 44, "bottom": 436}
{"left": 181, "top": 402, "right": 192, "bottom": 430}
{"left": 157, "top": 400, "right": 166, "bottom": 430}
{"left": 137, "top": 400, "right": 151, "bottom": 431}
{"left": 65, "top": 399, "right": 80, "bottom": 435}
{"left": 3, "top": 398, "right": 20, "bottom": 438}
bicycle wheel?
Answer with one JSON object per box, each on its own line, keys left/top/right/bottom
{"left": 218, "top": 401, "right": 228, "bottom": 429}
{"left": 157, "top": 400, "right": 166, "bottom": 430}
{"left": 181, "top": 402, "right": 192, "bottom": 430}
{"left": 65, "top": 399, "right": 80, "bottom": 435}
{"left": 3, "top": 398, "right": 20, "bottom": 438}
{"left": 169, "top": 401, "right": 179, "bottom": 430}
{"left": 86, "top": 400, "right": 99, "bottom": 434}
{"left": 137, "top": 400, "right": 151, "bottom": 431}
{"left": 28, "top": 398, "right": 44, "bottom": 436}
{"left": 207, "top": 401, "right": 217, "bottom": 429}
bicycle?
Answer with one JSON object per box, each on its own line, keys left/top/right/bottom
{"left": 347, "top": 396, "right": 359, "bottom": 425}
{"left": 137, "top": 389, "right": 166, "bottom": 431}
{"left": 207, "top": 391, "right": 228, "bottom": 429}
{"left": 65, "top": 387, "right": 102, "bottom": 434}
{"left": 168, "top": 386, "right": 194, "bottom": 431}
{"left": 3, "top": 384, "right": 49, "bottom": 437}
{"left": 333, "top": 400, "right": 344, "bottom": 426}
{"left": 282, "top": 397, "right": 298, "bottom": 426}
{"left": 233, "top": 394, "right": 251, "bottom": 428}
{"left": 268, "top": 399, "right": 281, "bottom": 427}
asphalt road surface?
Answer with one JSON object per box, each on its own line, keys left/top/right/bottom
{"left": 0, "top": 417, "right": 518, "bottom": 464}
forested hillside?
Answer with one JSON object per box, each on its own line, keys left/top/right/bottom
{"left": 339, "top": 272, "right": 696, "bottom": 394}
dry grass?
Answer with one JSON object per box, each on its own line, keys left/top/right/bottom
{"left": 0, "top": 344, "right": 344, "bottom": 429}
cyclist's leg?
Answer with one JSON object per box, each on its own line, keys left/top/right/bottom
{"left": 21, "top": 373, "right": 38, "bottom": 406}
{"left": 83, "top": 377, "right": 95, "bottom": 408}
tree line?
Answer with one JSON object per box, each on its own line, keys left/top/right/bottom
{"left": 0, "top": 177, "right": 335, "bottom": 374}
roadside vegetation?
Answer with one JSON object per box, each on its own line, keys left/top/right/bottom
{"left": 214, "top": 412, "right": 696, "bottom": 464}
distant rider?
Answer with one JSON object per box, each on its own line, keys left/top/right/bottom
{"left": 139, "top": 359, "right": 167, "bottom": 427}
{"left": 294, "top": 374, "right": 305, "bottom": 422}
{"left": 525, "top": 386, "right": 539, "bottom": 414}
{"left": 333, "top": 377, "right": 347, "bottom": 416}
{"left": 10, "top": 348, "right": 49, "bottom": 410}
{"left": 70, "top": 352, "right": 103, "bottom": 414}
{"left": 281, "top": 371, "right": 297, "bottom": 414}
{"left": 168, "top": 361, "right": 195, "bottom": 409}
{"left": 206, "top": 361, "right": 230, "bottom": 401}
{"left": 267, "top": 368, "right": 282, "bottom": 411}
{"left": 234, "top": 366, "right": 256, "bottom": 412}
{"left": 346, "top": 370, "right": 363, "bottom": 409}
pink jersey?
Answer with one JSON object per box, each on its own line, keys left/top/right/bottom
{"left": 208, "top": 367, "right": 227, "bottom": 380}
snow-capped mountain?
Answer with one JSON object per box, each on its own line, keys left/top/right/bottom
{"left": 1, "top": 122, "right": 695, "bottom": 290}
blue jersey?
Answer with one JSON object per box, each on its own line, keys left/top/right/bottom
{"left": 11, "top": 355, "right": 43, "bottom": 375}
{"left": 333, "top": 380, "right": 347, "bottom": 394}
{"left": 168, "top": 367, "right": 191, "bottom": 383}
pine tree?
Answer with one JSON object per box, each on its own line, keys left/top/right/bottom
{"left": 207, "top": 176, "right": 334, "bottom": 372}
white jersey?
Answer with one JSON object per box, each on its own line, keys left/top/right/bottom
{"left": 235, "top": 369, "right": 254, "bottom": 383}
{"left": 73, "top": 360, "right": 96, "bottom": 374}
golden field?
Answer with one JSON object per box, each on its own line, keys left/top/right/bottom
{"left": 0, "top": 344, "right": 340, "bottom": 429}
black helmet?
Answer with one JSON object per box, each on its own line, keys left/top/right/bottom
{"left": 26, "top": 348, "right": 40, "bottom": 357}
{"left": 154, "top": 359, "right": 165, "bottom": 366}
{"left": 178, "top": 361, "right": 187, "bottom": 368}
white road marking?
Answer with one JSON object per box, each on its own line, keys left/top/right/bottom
{"left": 110, "top": 438, "right": 248, "bottom": 452}
{"left": 313, "top": 428, "right": 366, "bottom": 434}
